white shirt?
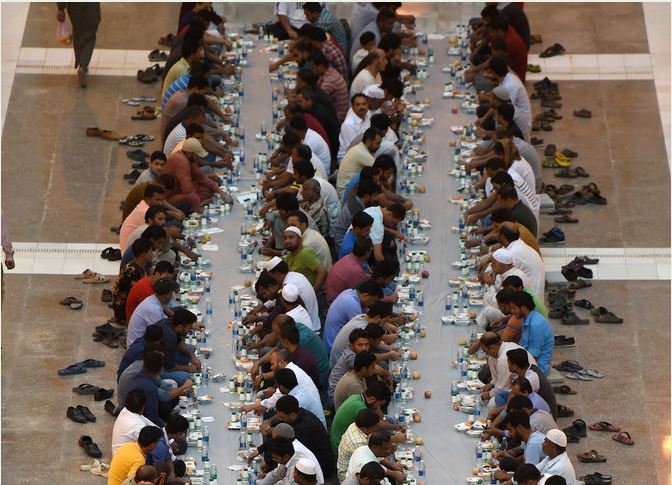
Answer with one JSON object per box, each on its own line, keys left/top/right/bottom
{"left": 507, "top": 239, "right": 546, "bottom": 296}
{"left": 363, "top": 206, "right": 384, "bottom": 244}
{"left": 302, "top": 228, "right": 332, "bottom": 270}
{"left": 485, "top": 169, "right": 538, "bottom": 216}
{"left": 536, "top": 452, "right": 577, "bottom": 484}
{"left": 261, "top": 362, "right": 319, "bottom": 410}
{"left": 524, "top": 365, "right": 541, "bottom": 393}
{"left": 304, "top": 128, "right": 331, "bottom": 170}
{"left": 315, "top": 175, "right": 341, "bottom": 227}
{"left": 488, "top": 342, "right": 524, "bottom": 395}
{"left": 286, "top": 153, "right": 327, "bottom": 179}
{"left": 111, "top": 407, "right": 154, "bottom": 455}
{"left": 338, "top": 108, "right": 371, "bottom": 159}
{"left": 510, "top": 159, "right": 536, "bottom": 199}
{"left": 347, "top": 446, "right": 391, "bottom": 485}
{"left": 292, "top": 439, "right": 325, "bottom": 483}
{"left": 501, "top": 72, "right": 532, "bottom": 134}
{"left": 350, "top": 69, "right": 380, "bottom": 99}
{"left": 286, "top": 304, "right": 318, "bottom": 333}
{"left": 163, "top": 123, "right": 186, "bottom": 156}
{"left": 513, "top": 138, "right": 542, "bottom": 192}
{"left": 274, "top": 2, "right": 310, "bottom": 28}
{"left": 284, "top": 272, "right": 320, "bottom": 333}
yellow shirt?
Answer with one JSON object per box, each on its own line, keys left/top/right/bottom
{"left": 108, "top": 442, "right": 146, "bottom": 485}
{"left": 161, "top": 58, "right": 190, "bottom": 100}
{"left": 336, "top": 142, "right": 375, "bottom": 196}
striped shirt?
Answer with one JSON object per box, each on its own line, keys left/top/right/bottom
{"left": 319, "top": 67, "right": 349, "bottom": 123}
{"left": 322, "top": 39, "right": 349, "bottom": 82}
{"left": 315, "top": 10, "right": 348, "bottom": 54}
{"left": 162, "top": 72, "right": 191, "bottom": 108}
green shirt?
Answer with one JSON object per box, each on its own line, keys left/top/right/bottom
{"left": 330, "top": 394, "right": 366, "bottom": 453}
{"left": 297, "top": 323, "right": 330, "bottom": 388}
{"left": 524, "top": 288, "right": 548, "bottom": 319}
{"left": 285, "top": 247, "right": 321, "bottom": 285}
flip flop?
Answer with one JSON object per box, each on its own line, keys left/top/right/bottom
{"left": 74, "top": 269, "right": 95, "bottom": 280}
{"left": 58, "top": 364, "right": 87, "bottom": 376}
{"left": 554, "top": 360, "right": 584, "bottom": 372}
{"left": 578, "top": 450, "right": 607, "bottom": 463}
{"left": 568, "top": 280, "right": 592, "bottom": 290}
{"left": 82, "top": 274, "right": 110, "bottom": 284}
{"left": 578, "top": 368, "right": 603, "bottom": 378}
{"left": 121, "top": 99, "right": 141, "bottom": 106}
{"left": 60, "top": 296, "right": 82, "bottom": 305}
{"left": 553, "top": 385, "right": 577, "bottom": 395}
{"left": 554, "top": 214, "right": 579, "bottom": 223}
{"left": 567, "top": 372, "right": 593, "bottom": 381}
{"left": 540, "top": 43, "right": 566, "bottom": 58}
{"left": 75, "top": 359, "right": 105, "bottom": 368}
{"left": 589, "top": 421, "right": 621, "bottom": 432}
{"left": 72, "top": 384, "right": 99, "bottom": 395}
{"left": 612, "top": 431, "right": 634, "bottom": 446}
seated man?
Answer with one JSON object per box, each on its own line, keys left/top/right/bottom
{"left": 125, "top": 261, "right": 175, "bottom": 323}
{"left": 120, "top": 184, "right": 166, "bottom": 252}
{"left": 333, "top": 179, "right": 381, "bottom": 251}
{"left": 362, "top": 204, "right": 406, "bottom": 263}
{"left": 346, "top": 430, "right": 404, "bottom": 484}
{"left": 111, "top": 388, "right": 154, "bottom": 454}
{"left": 279, "top": 322, "right": 320, "bottom": 389}
{"left": 338, "top": 94, "right": 371, "bottom": 160}
{"left": 121, "top": 174, "right": 184, "bottom": 222}
{"left": 339, "top": 210, "right": 373, "bottom": 260}
{"left": 120, "top": 224, "right": 167, "bottom": 269}
{"left": 337, "top": 409, "right": 381, "bottom": 481}
{"left": 261, "top": 193, "right": 317, "bottom": 256}
{"left": 327, "top": 237, "right": 372, "bottom": 303}
{"left": 118, "top": 325, "right": 164, "bottom": 381}
{"left": 333, "top": 351, "right": 377, "bottom": 410}
{"left": 134, "top": 151, "right": 167, "bottom": 186}
{"left": 111, "top": 239, "right": 155, "bottom": 325}
{"left": 126, "top": 278, "right": 177, "bottom": 346}
{"left": 351, "top": 31, "right": 377, "bottom": 70}
{"left": 341, "top": 461, "right": 386, "bottom": 485}
{"left": 536, "top": 430, "right": 577, "bottom": 484}
{"left": 108, "top": 426, "right": 163, "bottom": 485}
{"left": 267, "top": 258, "right": 320, "bottom": 331}
{"left": 269, "top": 2, "right": 310, "bottom": 40}
{"left": 158, "top": 307, "right": 200, "bottom": 386}
{"left": 282, "top": 226, "right": 327, "bottom": 291}
{"left": 146, "top": 414, "right": 190, "bottom": 484}
{"left": 336, "top": 128, "right": 382, "bottom": 197}
{"left": 299, "top": 177, "right": 331, "bottom": 238}
{"left": 510, "top": 291, "right": 554, "bottom": 375}
{"left": 275, "top": 367, "right": 327, "bottom": 429}
{"left": 123, "top": 206, "right": 167, "bottom": 254}
{"left": 287, "top": 211, "right": 332, "bottom": 270}
{"left": 163, "top": 137, "right": 229, "bottom": 214}
{"left": 303, "top": 2, "right": 347, "bottom": 53}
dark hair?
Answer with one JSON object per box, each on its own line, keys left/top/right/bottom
{"left": 480, "top": 332, "right": 502, "bottom": 347}
{"left": 276, "top": 395, "right": 300, "bottom": 414}
{"left": 362, "top": 127, "right": 382, "bottom": 143}
{"left": 187, "top": 74, "right": 209, "bottom": 90}
{"left": 499, "top": 223, "right": 520, "bottom": 242}
{"left": 144, "top": 324, "right": 164, "bottom": 343}
{"left": 481, "top": 4, "right": 500, "bottom": 20}
{"left": 187, "top": 93, "right": 208, "bottom": 108}
{"left": 282, "top": 130, "right": 301, "bottom": 150}
{"left": 353, "top": 350, "right": 377, "bottom": 371}
{"left": 376, "top": 9, "right": 396, "bottom": 23}
{"left": 144, "top": 184, "right": 165, "bottom": 199}
{"left": 507, "top": 395, "right": 534, "bottom": 412}
{"left": 368, "top": 429, "right": 391, "bottom": 448}
{"left": 364, "top": 380, "right": 390, "bottom": 401}
{"left": 182, "top": 38, "right": 201, "bottom": 59}
{"left": 372, "top": 259, "right": 399, "bottom": 279}
{"left": 294, "top": 159, "right": 316, "bottom": 178}
{"left": 504, "top": 409, "right": 531, "bottom": 429}
{"left": 513, "top": 464, "right": 542, "bottom": 483}
{"left": 289, "top": 114, "right": 308, "bottom": 133}
{"left": 349, "top": 328, "right": 369, "bottom": 343}
{"left": 378, "top": 32, "right": 402, "bottom": 52}
{"left": 304, "top": 25, "right": 327, "bottom": 42}
{"left": 308, "top": 49, "right": 329, "bottom": 67}
{"left": 275, "top": 367, "right": 299, "bottom": 389}
{"left": 353, "top": 237, "right": 373, "bottom": 257}
{"left": 490, "top": 207, "right": 514, "bottom": 223}
{"left": 359, "top": 461, "right": 386, "bottom": 480}
{"left": 189, "top": 61, "right": 208, "bottom": 78}
{"left": 367, "top": 301, "right": 393, "bottom": 318}
{"left": 297, "top": 68, "right": 319, "bottom": 87}
{"left": 172, "top": 307, "right": 197, "bottom": 326}
{"left": 352, "top": 210, "right": 374, "bottom": 229}
{"left": 511, "top": 291, "right": 535, "bottom": 310}
{"left": 373, "top": 155, "right": 396, "bottom": 177}
{"left": 357, "top": 279, "right": 383, "bottom": 298}
{"left": 154, "top": 260, "right": 174, "bottom": 275}
{"left": 360, "top": 31, "right": 376, "bottom": 46}
{"left": 386, "top": 203, "right": 406, "bottom": 220}
{"left": 182, "top": 105, "right": 204, "bottom": 122}
{"left": 351, "top": 93, "right": 368, "bottom": 105}
{"left": 125, "top": 388, "right": 147, "bottom": 413}
{"left": 141, "top": 224, "right": 166, "bottom": 242}
{"left": 284, "top": 101, "right": 305, "bottom": 117}
{"left": 490, "top": 55, "right": 509, "bottom": 77}
{"left": 489, "top": 14, "right": 509, "bottom": 33}
{"left": 150, "top": 151, "right": 167, "bottom": 162}
{"left": 287, "top": 210, "right": 309, "bottom": 226}
{"left": 143, "top": 351, "right": 164, "bottom": 373}
{"left": 280, "top": 324, "right": 300, "bottom": 345}
{"left": 185, "top": 123, "right": 205, "bottom": 137}
{"left": 381, "top": 77, "right": 403, "bottom": 98}
{"left": 303, "top": 2, "right": 323, "bottom": 13}
{"left": 491, "top": 37, "right": 507, "bottom": 52}
{"left": 276, "top": 193, "right": 300, "bottom": 212}
{"left": 506, "top": 348, "right": 529, "bottom": 369}
{"left": 370, "top": 113, "right": 391, "bottom": 132}
{"left": 357, "top": 179, "right": 380, "bottom": 198}
{"left": 138, "top": 426, "right": 163, "bottom": 447}
{"left": 293, "top": 144, "right": 313, "bottom": 162}
{"left": 360, "top": 166, "right": 376, "bottom": 181}
{"left": 132, "top": 238, "right": 153, "bottom": 257}
{"left": 166, "top": 414, "right": 189, "bottom": 434}
{"left": 502, "top": 275, "right": 524, "bottom": 290}
{"left": 495, "top": 286, "right": 517, "bottom": 304}
{"left": 364, "top": 322, "right": 384, "bottom": 340}
{"left": 497, "top": 102, "right": 515, "bottom": 122}
{"left": 268, "top": 259, "right": 289, "bottom": 275}
{"left": 546, "top": 477, "right": 568, "bottom": 485}
{"left": 497, "top": 183, "right": 518, "bottom": 201}
{"left": 356, "top": 408, "right": 381, "bottom": 429}
{"left": 153, "top": 277, "right": 177, "bottom": 297}
{"left": 485, "top": 157, "right": 506, "bottom": 171}
{"left": 269, "top": 437, "right": 295, "bottom": 457}
{"left": 144, "top": 205, "right": 168, "bottom": 223}
{"left": 492, "top": 171, "right": 514, "bottom": 187}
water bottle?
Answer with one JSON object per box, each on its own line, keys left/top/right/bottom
{"left": 418, "top": 460, "right": 425, "bottom": 478}
{"left": 445, "top": 295, "right": 452, "bottom": 314}
{"left": 417, "top": 290, "right": 424, "bottom": 310}
{"left": 202, "top": 364, "right": 209, "bottom": 385}
{"left": 205, "top": 301, "right": 213, "bottom": 325}
{"left": 190, "top": 268, "right": 197, "bottom": 288}
{"left": 408, "top": 284, "right": 416, "bottom": 302}
{"left": 232, "top": 320, "right": 239, "bottom": 339}
{"left": 202, "top": 443, "right": 209, "bottom": 461}
{"left": 204, "top": 426, "right": 209, "bottom": 446}
{"left": 210, "top": 464, "right": 218, "bottom": 481}
{"left": 203, "top": 457, "right": 211, "bottom": 475}
{"left": 413, "top": 447, "right": 423, "bottom": 464}
{"left": 239, "top": 432, "right": 247, "bottom": 450}
{"left": 451, "top": 380, "right": 458, "bottom": 397}
{"left": 476, "top": 443, "right": 483, "bottom": 466}
{"left": 241, "top": 412, "right": 248, "bottom": 432}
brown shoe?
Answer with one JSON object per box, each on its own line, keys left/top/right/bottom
{"left": 101, "top": 130, "right": 124, "bottom": 141}
{"left": 86, "top": 127, "right": 102, "bottom": 137}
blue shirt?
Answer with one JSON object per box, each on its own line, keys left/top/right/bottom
{"left": 148, "top": 431, "right": 172, "bottom": 465}
{"left": 323, "top": 289, "right": 362, "bottom": 351}
{"left": 529, "top": 392, "right": 550, "bottom": 413}
{"left": 121, "top": 369, "right": 165, "bottom": 427}
{"left": 117, "top": 338, "right": 145, "bottom": 381}
{"left": 338, "top": 230, "right": 358, "bottom": 259}
{"left": 290, "top": 385, "right": 327, "bottom": 429}
{"left": 342, "top": 173, "right": 360, "bottom": 202}
{"left": 162, "top": 73, "right": 191, "bottom": 107}
{"left": 524, "top": 431, "right": 547, "bottom": 464}
{"left": 158, "top": 319, "right": 181, "bottom": 371}
{"left": 519, "top": 310, "right": 554, "bottom": 375}
{"left": 127, "top": 295, "right": 166, "bottom": 346}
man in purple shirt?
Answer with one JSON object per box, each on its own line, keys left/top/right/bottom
{"left": 326, "top": 238, "right": 372, "bottom": 303}
{"left": 280, "top": 323, "right": 320, "bottom": 388}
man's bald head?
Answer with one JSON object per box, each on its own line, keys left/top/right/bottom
{"left": 134, "top": 465, "right": 158, "bottom": 483}
{"left": 499, "top": 221, "right": 520, "bottom": 246}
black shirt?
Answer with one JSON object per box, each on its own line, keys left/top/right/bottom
{"left": 502, "top": 3, "right": 531, "bottom": 49}
{"left": 287, "top": 409, "right": 335, "bottom": 476}
{"left": 530, "top": 364, "right": 558, "bottom": 420}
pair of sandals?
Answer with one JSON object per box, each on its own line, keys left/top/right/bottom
{"left": 93, "top": 323, "right": 126, "bottom": 348}
{"left": 67, "top": 405, "right": 96, "bottom": 423}
{"left": 74, "top": 269, "right": 110, "bottom": 284}
{"left": 118, "top": 134, "right": 154, "bottom": 147}
{"left": 567, "top": 368, "right": 604, "bottom": 380}
{"left": 569, "top": 183, "right": 608, "bottom": 205}
{"left": 121, "top": 96, "right": 156, "bottom": 107}
{"left": 58, "top": 359, "right": 105, "bottom": 376}
{"left": 132, "top": 106, "right": 157, "bottom": 121}
{"left": 60, "top": 296, "right": 83, "bottom": 310}
{"left": 148, "top": 49, "right": 167, "bottom": 62}
{"left": 591, "top": 306, "right": 624, "bottom": 324}
{"left": 72, "top": 383, "right": 114, "bottom": 402}
{"left": 555, "top": 166, "right": 589, "bottom": 178}
{"left": 137, "top": 63, "right": 163, "bottom": 83}
{"left": 540, "top": 43, "right": 566, "bottom": 58}
{"left": 574, "top": 108, "right": 593, "bottom": 118}
{"left": 101, "top": 247, "right": 121, "bottom": 261}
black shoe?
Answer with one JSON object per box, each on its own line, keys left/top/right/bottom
{"left": 555, "top": 336, "right": 575, "bottom": 347}
{"left": 123, "top": 169, "right": 141, "bottom": 180}
{"left": 104, "top": 400, "right": 116, "bottom": 416}
{"left": 79, "top": 435, "right": 103, "bottom": 458}
{"left": 571, "top": 255, "right": 599, "bottom": 265}
{"left": 563, "top": 418, "right": 587, "bottom": 437}
{"left": 67, "top": 406, "right": 88, "bottom": 423}
{"left": 94, "top": 388, "right": 114, "bottom": 401}
{"left": 126, "top": 149, "right": 149, "bottom": 161}
{"left": 557, "top": 404, "right": 575, "bottom": 418}
{"left": 580, "top": 472, "right": 612, "bottom": 485}
{"left": 132, "top": 161, "right": 149, "bottom": 170}
{"left": 530, "top": 137, "right": 544, "bottom": 146}
{"left": 77, "top": 405, "right": 96, "bottom": 422}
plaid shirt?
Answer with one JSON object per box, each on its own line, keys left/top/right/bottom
{"left": 337, "top": 423, "right": 368, "bottom": 481}
{"left": 315, "top": 10, "right": 348, "bottom": 55}
{"left": 301, "top": 198, "right": 330, "bottom": 237}
{"left": 322, "top": 39, "right": 349, "bottom": 83}
{"left": 319, "top": 67, "right": 349, "bottom": 123}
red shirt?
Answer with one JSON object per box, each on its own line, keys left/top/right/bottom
{"left": 126, "top": 276, "right": 154, "bottom": 321}
{"left": 326, "top": 254, "right": 368, "bottom": 303}
{"left": 505, "top": 26, "right": 528, "bottom": 82}
{"left": 305, "top": 113, "right": 330, "bottom": 147}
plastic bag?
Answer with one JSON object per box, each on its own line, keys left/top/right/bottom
{"left": 56, "top": 21, "right": 72, "bottom": 45}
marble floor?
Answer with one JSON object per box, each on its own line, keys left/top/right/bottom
{"left": 0, "top": 2, "right": 670, "bottom": 485}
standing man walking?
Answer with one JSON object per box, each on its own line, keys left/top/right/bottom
{"left": 57, "top": 2, "right": 101, "bottom": 87}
